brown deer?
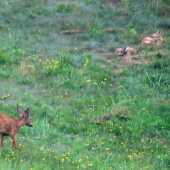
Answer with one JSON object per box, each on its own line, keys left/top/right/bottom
{"left": 0, "top": 107, "right": 33, "bottom": 150}
{"left": 141, "top": 31, "right": 163, "bottom": 46}
{"left": 114, "top": 47, "right": 136, "bottom": 56}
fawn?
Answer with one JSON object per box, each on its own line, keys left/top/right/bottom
{"left": 0, "top": 107, "right": 33, "bottom": 150}
{"left": 114, "top": 47, "right": 136, "bottom": 56}
{"left": 141, "top": 31, "right": 163, "bottom": 45}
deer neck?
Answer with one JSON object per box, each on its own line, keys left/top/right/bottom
{"left": 16, "top": 116, "right": 26, "bottom": 129}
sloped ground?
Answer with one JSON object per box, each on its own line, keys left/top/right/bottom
{"left": 0, "top": 0, "right": 170, "bottom": 169}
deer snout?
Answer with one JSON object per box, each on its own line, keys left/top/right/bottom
{"left": 119, "top": 53, "right": 125, "bottom": 56}
{"left": 26, "top": 123, "right": 33, "bottom": 127}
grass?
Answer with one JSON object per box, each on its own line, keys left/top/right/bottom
{"left": 0, "top": 0, "right": 170, "bottom": 169}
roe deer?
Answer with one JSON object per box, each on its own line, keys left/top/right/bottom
{"left": 114, "top": 47, "right": 136, "bottom": 56}
{"left": 0, "top": 107, "right": 33, "bottom": 150}
{"left": 141, "top": 31, "right": 163, "bottom": 46}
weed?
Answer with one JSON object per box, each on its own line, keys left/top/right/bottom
{"left": 36, "top": 6, "right": 50, "bottom": 15}
{"left": 56, "top": 3, "right": 71, "bottom": 13}
{"left": 27, "top": 10, "right": 37, "bottom": 19}
{"left": 11, "top": 3, "right": 21, "bottom": 13}
{"left": 123, "top": 26, "right": 139, "bottom": 44}
{"left": 89, "top": 27, "right": 99, "bottom": 38}
{"left": 0, "top": 49, "right": 10, "bottom": 64}
{"left": 17, "top": 75, "right": 36, "bottom": 85}
{"left": 121, "top": 0, "right": 129, "bottom": 8}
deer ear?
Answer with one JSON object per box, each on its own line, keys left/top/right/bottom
{"left": 123, "top": 47, "right": 127, "bottom": 51}
{"left": 156, "top": 30, "right": 160, "bottom": 35}
{"left": 25, "top": 108, "right": 30, "bottom": 116}
{"left": 17, "top": 107, "right": 24, "bottom": 116}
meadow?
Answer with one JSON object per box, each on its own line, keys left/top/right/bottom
{"left": 0, "top": 0, "right": 170, "bottom": 169}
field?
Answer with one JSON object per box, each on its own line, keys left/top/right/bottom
{"left": 0, "top": 0, "right": 170, "bottom": 169}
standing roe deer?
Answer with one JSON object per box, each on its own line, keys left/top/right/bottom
{"left": 0, "top": 107, "right": 33, "bottom": 150}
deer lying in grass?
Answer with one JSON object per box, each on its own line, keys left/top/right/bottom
{"left": 141, "top": 30, "right": 163, "bottom": 46}
{"left": 114, "top": 47, "right": 136, "bottom": 56}
{"left": 0, "top": 107, "right": 33, "bottom": 150}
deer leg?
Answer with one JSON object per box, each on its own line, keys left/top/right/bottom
{"left": 0, "top": 134, "right": 4, "bottom": 151}
{"left": 11, "top": 135, "right": 17, "bottom": 150}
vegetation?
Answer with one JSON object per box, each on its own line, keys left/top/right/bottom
{"left": 0, "top": 0, "right": 170, "bottom": 169}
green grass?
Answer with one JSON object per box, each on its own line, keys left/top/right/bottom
{"left": 0, "top": 0, "right": 170, "bottom": 169}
